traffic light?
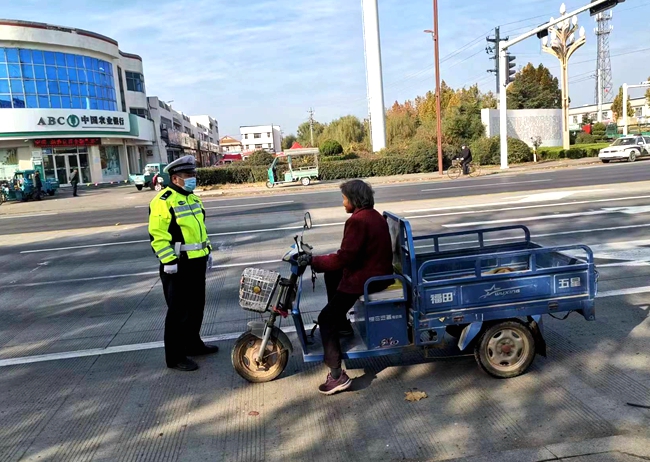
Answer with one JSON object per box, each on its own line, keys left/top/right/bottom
{"left": 506, "top": 54, "right": 517, "bottom": 85}
{"left": 590, "top": 0, "right": 625, "bottom": 16}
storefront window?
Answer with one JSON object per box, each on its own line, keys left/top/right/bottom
{"left": 43, "top": 147, "right": 92, "bottom": 184}
{"left": 100, "top": 146, "right": 121, "bottom": 176}
{"left": 0, "top": 147, "right": 18, "bottom": 179}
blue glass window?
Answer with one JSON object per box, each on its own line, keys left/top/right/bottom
{"left": 23, "top": 80, "right": 36, "bottom": 94}
{"left": 36, "top": 80, "right": 47, "bottom": 95}
{"left": 44, "top": 51, "right": 56, "bottom": 65}
{"left": 1, "top": 47, "right": 117, "bottom": 110}
{"left": 55, "top": 52, "right": 66, "bottom": 67}
{"left": 0, "top": 94, "right": 11, "bottom": 108}
{"left": 32, "top": 50, "right": 44, "bottom": 65}
{"left": 13, "top": 96, "right": 25, "bottom": 108}
{"left": 21, "top": 64, "right": 34, "bottom": 79}
{"left": 26, "top": 95, "right": 38, "bottom": 108}
{"left": 19, "top": 49, "right": 31, "bottom": 63}
{"left": 10, "top": 79, "right": 23, "bottom": 93}
{"left": 5, "top": 49, "right": 19, "bottom": 63}
{"left": 8, "top": 64, "right": 21, "bottom": 78}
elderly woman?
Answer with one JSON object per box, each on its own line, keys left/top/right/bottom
{"left": 300, "top": 179, "right": 394, "bottom": 395}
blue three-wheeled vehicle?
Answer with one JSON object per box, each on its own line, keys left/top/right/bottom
{"left": 232, "top": 212, "right": 597, "bottom": 382}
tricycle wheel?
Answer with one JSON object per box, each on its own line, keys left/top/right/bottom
{"left": 231, "top": 331, "right": 288, "bottom": 383}
{"left": 47, "top": 190, "right": 55, "bottom": 196}
{"left": 154, "top": 183, "right": 163, "bottom": 192}
{"left": 136, "top": 185, "right": 143, "bottom": 191}
{"left": 301, "top": 177, "right": 311, "bottom": 186}
{"left": 475, "top": 320, "right": 535, "bottom": 379}
{"left": 266, "top": 181, "right": 274, "bottom": 189}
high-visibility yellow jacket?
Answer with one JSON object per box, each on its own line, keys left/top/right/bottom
{"left": 148, "top": 184, "right": 211, "bottom": 265}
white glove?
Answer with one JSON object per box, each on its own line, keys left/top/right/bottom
{"left": 207, "top": 254, "right": 213, "bottom": 270}
{"left": 163, "top": 264, "right": 178, "bottom": 274}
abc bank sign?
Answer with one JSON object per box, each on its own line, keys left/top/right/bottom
{"left": 0, "top": 109, "right": 131, "bottom": 136}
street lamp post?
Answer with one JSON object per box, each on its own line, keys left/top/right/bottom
{"left": 540, "top": 3, "right": 586, "bottom": 150}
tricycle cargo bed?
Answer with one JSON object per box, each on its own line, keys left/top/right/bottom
{"left": 384, "top": 213, "right": 597, "bottom": 323}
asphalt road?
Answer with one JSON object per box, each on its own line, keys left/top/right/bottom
{"left": 2, "top": 157, "right": 650, "bottom": 235}
{"left": 1, "top": 167, "right": 650, "bottom": 461}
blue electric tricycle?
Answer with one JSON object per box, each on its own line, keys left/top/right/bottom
{"left": 232, "top": 212, "right": 597, "bottom": 382}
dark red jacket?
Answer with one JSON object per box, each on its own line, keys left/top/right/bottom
{"left": 312, "top": 207, "right": 393, "bottom": 294}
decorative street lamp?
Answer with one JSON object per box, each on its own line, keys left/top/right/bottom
{"left": 541, "top": 3, "right": 586, "bottom": 150}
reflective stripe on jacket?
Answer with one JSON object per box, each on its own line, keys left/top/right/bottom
{"left": 148, "top": 184, "right": 211, "bottom": 265}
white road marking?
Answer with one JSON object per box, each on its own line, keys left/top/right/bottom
{"left": 2, "top": 282, "right": 650, "bottom": 367}
{"left": 0, "top": 323, "right": 316, "bottom": 368}
{"left": 4, "top": 259, "right": 282, "bottom": 287}
{"left": 442, "top": 210, "right": 611, "bottom": 228}
{"left": 0, "top": 212, "right": 58, "bottom": 219}
{"left": 422, "top": 179, "right": 552, "bottom": 192}
{"left": 20, "top": 239, "right": 150, "bottom": 254}
{"left": 135, "top": 200, "right": 294, "bottom": 210}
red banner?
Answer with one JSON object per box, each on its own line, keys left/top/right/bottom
{"left": 33, "top": 138, "right": 102, "bottom": 147}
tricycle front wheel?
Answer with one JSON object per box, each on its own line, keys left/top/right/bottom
{"left": 475, "top": 320, "right": 535, "bottom": 379}
{"left": 232, "top": 331, "right": 288, "bottom": 383}
{"left": 136, "top": 185, "right": 143, "bottom": 191}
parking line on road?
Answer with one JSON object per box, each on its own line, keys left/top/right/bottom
{"left": 421, "top": 179, "right": 552, "bottom": 192}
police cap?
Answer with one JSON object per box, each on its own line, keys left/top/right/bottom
{"left": 164, "top": 155, "right": 197, "bottom": 175}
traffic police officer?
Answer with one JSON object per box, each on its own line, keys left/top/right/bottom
{"left": 148, "top": 155, "right": 218, "bottom": 371}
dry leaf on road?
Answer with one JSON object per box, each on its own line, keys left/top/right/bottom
{"left": 404, "top": 391, "right": 428, "bottom": 402}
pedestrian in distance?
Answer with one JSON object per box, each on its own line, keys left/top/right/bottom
{"left": 33, "top": 170, "right": 42, "bottom": 200}
{"left": 148, "top": 155, "right": 217, "bottom": 372}
{"left": 459, "top": 145, "right": 473, "bottom": 175}
{"left": 297, "top": 179, "right": 394, "bottom": 395}
{"left": 70, "top": 169, "right": 80, "bottom": 197}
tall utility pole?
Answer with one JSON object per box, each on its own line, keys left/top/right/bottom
{"left": 595, "top": 11, "right": 614, "bottom": 106}
{"left": 361, "top": 0, "right": 387, "bottom": 152}
{"left": 423, "top": 0, "right": 443, "bottom": 176}
{"left": 307, "top": 107, "right": 315, "bottom": 147}
{"left": 486, "top": 27, "right": 508, "bottom": 95}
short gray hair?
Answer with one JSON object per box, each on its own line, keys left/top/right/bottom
{"left": 340, "top": 179, "right": 374, "bottom": 209}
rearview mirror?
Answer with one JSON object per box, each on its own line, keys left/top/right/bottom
{"left": 304, "top": 212, "right": 312, "bottom": 230}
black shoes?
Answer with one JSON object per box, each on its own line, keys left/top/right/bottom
{"left": 168, "top": 357, "right": 199, "bottom": 372}
{"left": 187, "top": 344, "right": 220, "bottom": 356}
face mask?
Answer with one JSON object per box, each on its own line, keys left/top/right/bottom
{"left": 182, "top": 177, "right": 197, "bottom": 192}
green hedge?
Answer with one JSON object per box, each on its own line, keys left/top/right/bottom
{"left": 538, "top": 145, "right": 604, "bottom": 160}
{"left": 198, "top": 165, "right": 268, "bottom": 185}
{"left": 470, "top": 136, "right": 533, "bottom": 165}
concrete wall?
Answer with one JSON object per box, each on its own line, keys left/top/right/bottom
{"left": 481, "top": 108, "right": 562, "bottom": 148}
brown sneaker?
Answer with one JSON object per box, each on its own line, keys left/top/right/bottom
{"left": 318, "top": 371, "right": 352, "bottom": 395}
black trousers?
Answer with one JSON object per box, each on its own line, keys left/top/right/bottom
{"left": 160, "top": 256, "right": 208, "bottom": 366}
{"left": 319, "top": 270, "right": 392, "bottom": 369}
{"left": 462, "top": 161, "right": 470, "bottom": 175}
{"left": 72, "top": 183, "right": 78, "bottom": 196}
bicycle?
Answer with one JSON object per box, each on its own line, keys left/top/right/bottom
{"left": 447, "top": 158, "right": 481, "bottom": 180}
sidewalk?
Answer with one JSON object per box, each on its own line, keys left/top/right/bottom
{"left": 196, "top": 157, "right": 603, "bottom": 198}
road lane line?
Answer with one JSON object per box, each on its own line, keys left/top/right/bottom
{"left": 3, "top": 259, "right": 282, "bottom": 287}
{"left": 442, "top": 210, "right": 610, "bottom": 228}
{"left": 0, "top": 212, "right": 58, "bottom": 219}
{"left": 2, "top": 281, "right": 650, "bottom": 367}
{"left": 404, "top": 194, "right": 650, "bottom": 214}
{"left": 421, "top": 179, "right": 552, "bottom": 192}
{"left": 135, "top": 200, "right": 294, "bottom": 210}
{"left": 20, "top": 239, "right": 150, "bottom": 254}
{"left": 0, "top": 323, "right": 316, "bottom": 368}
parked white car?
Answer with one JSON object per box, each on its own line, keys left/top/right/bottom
{"left": 599, "top": 136, "right": 650, "bottom": 163}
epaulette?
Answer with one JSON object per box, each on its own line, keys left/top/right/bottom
{"left": 159, "top": 190, "right": 172, "bottom": 200}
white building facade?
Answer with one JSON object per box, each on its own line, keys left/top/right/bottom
{"left": 568, "top": 96, "right": 650, "bottom": 130}
{"left": 0, "top": 19, "right": 157, "bottom": 184}
{"left": 148, "top": 97, "right": 220, "bottom": 167}
{"left": 240, "top": 125, "right": 281, "bottom": 153}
